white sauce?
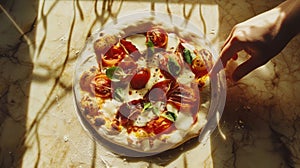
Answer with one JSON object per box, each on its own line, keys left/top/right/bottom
{"left": 175, "top": 112, "right": 194, "bottom": 131}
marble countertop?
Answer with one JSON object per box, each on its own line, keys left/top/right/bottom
{"left": 0, "top": 0, "right": 299, "bottom": 167}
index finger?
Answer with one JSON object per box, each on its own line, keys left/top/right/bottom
{"left": 210, "top": 37, "right": 243, "bottom": 75}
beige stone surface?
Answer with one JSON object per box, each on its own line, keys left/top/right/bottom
{"left": 0, "top": 0, "right": 299, "bottom": 167}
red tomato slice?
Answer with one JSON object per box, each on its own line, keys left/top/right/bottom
{"left": 191, "top": 56, "right": 208, "bottom": 77}
{"left": 90, "top": 74, "right": 112, "bottom": 98}
{"left": 146, "top": 28, "right": 168, "bottom": 48}
{"left": 102, "top": 45, "right": 126, "bottom": 67}
{"left": 232, "top": 53, "right": 238, "bottom": 60}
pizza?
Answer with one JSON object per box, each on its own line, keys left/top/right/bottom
{"left": 74, "top": 17, "right": 214, "bottom": 155}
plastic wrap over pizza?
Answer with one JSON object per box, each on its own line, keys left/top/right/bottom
{"left": 73, "top": 12, "right": 226, "bottom": 156}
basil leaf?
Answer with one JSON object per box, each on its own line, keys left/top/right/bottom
{"left": 183, "top": 49, "right": 193, "bottom": 65}
{"left": 106, "top": 66, "right": 126, "bottom": 82}
{"left": 146, "top": 40, "right": 155, "bottom": 53}
{"left": 106, "top": 66, "right": 118, "bottom": 79}
{"left": 152, "top": 107, "right": 160, "bottom": 116}
{"left": 167, "top": 57, "right": 181, "bottom": 77}
{"left": 142, "top": 102, "right": 154, "bottom": 113}
{"left": 143, "top": 102, "right": 152, "bottom": 111}
{"left": 113, "top": 88, "right": 124, "bottom": 102}
{"left": 146, "top": 40, "right": 154, "bottom": 56}
{"left": 161, "top": 111, "right": 177, "bottom": 122}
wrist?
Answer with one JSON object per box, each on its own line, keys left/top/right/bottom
{"left": 279, "top": 0, "right": 300, "bottom": 36}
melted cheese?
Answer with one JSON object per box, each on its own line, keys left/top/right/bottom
{"left": 126, "top": 34, "right": 147, "bottom": 51}
{"left": 134, "top": 110, "right": 157, "bottom": 127}
{"left": 177, "top": 67, "right": 195, "bottom": 85}
{"left": 100, "top": 99, "right": 122, "bottom": 118}
{"left": 166, "top": 33, "right": 179, "bottom": 51}
{"left": 175, "top": 112, "right": 194, "bottom": 131}
{"left": 161, "top": 130, "right": 183, "bottom": 144}
{"left": 166, "top": 103, "right": 177, "bottom": 112}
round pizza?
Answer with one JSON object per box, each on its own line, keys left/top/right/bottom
{"left": 74, "top": 14, "right": 216, "bottom": 156}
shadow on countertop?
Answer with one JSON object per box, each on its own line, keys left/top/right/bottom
{"left": 2, "top": 0, "right": 299, "bottom": 167}
{"left": 0, "top": 0, "right": 36, "bottom": 167}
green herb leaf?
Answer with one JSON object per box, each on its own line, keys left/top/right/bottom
{"left": 106, "top": 66, "right": 126, "bottom": 82}
{"left": 113, "top": 88, "right": 124, "bottom": 102}
{"left": 161, "top": 111, "right": 177, "bottom": 122}
{"left": 167, "top": 57, "right": 181, "bottom": 77}
{"left": 183, "top": 49, "right": 193, "bottom": 65}
{"left": 142, "top": 102, "right": 153, "bottom": 113}
{"left": 152, "top": 107, "right": 160, "bottom": 116}
{"left": 106, "top": 66, "right": 118, "bottom": 79}
{"left": 146, "top": 40, "right": 155, "bottom": 53}
{"left": 143, "top": 102, "right": 152, "bottom": 110}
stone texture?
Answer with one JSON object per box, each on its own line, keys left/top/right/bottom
{"left": 0, "top": 0, "right": 299, "bottom": 167}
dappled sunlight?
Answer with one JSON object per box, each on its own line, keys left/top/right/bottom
{"left": 1, "top": 0, "right": 299, "bottom": 167}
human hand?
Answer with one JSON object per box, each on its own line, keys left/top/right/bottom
{"left": 212, "top": 0, "right": 300, "bottom": 81}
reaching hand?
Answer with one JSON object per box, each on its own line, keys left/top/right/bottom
{"left": 212, "top": 0, "right": 300, "bottom": 81}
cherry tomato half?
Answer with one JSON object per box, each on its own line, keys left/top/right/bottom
{"left": 191, "top": 56, "right": 208, "bottom": 77}
{"left": 130, "top": 68, "right": 151, "bottom": 90}
{"left": 146, "top": 28, "right": 168, "bottom": 48}
{"left": 191, "top": 49, "right": 213, "bottom": 77}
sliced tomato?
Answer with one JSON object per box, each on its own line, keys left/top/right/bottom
{"left": 102, "top": 45, "right": 126, "bottom": 67}
{"left": 90, "top": 74, "right": 112, "bottom": 98}
{"left": 146, "top": 28, "right": 168, "bottom": 48}
{"left": 130, "top": 68, "right": 151, "bottom": 90}
{"left": 232, "top": 53, "right": 238, "bottom": 60}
